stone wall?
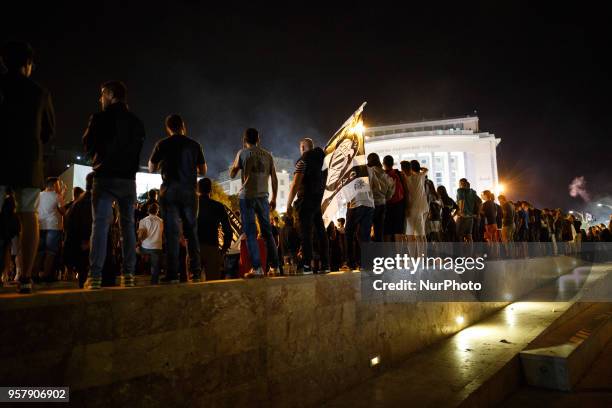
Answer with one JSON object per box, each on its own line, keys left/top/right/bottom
{"left": 0, "top": 256, "right": 579, "bottom": 407}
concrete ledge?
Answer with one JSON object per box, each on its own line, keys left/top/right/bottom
{"left": 520, "top": 302, "right": 612, "bottom": 390}
{"left": 0, "top": 256, "right": 580, "bottom": 407}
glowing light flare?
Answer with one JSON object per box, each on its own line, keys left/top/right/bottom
{"left": 370, "top": 356, "right": 380, "bottom": 367}
{"left": 350, "top": 120, "right": 365, "bottom": 136}
{"left": 494, "top": 183, "right": 505, "bottom": 196}
{"left": 455, "top": 315, "right": 465, "bottom": 325}
{"left": 503, "top": 306, "right": 517, "bottom": 327}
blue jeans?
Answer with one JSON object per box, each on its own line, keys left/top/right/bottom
{"left": 90, "top": 178, "right": 137, "bottom": 280}
{"left": 345, "top": 206, "right": 374, "bottom": 268}
{"left": 160, "top": 184, "right": 201, "bottom": 279}
{"left": 141, "top": 248, "right": 162, "bottom": 284}
{"left": 38, "top": 230, "right": 62, "bottom": 255}
{"left": 239, "top": 196, "right": 279, "bottom": 269}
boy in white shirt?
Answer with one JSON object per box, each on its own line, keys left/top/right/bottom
{"left": 36, "top": 177, "right": 66, "bottom": 281}
{"left": 138, "top": 203, "right": 163, "bottom": 284}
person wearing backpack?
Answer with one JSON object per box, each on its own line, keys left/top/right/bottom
{"left": 437, "top": 185, "right": 458, "bottom": 242}
{"left": 470, "top": 183, "right": 483, "bottom": 242}
{"left": 456, "top": 178, "right": 476, "bottom": 243}
{"left": 285, "top": 138, "right": 329, "bottom": 274}
{"left": 426, "top": 179, "right": 442, "bottom": 242}
{"left": 382, "top": 155, "right": 409, "bottom": 242}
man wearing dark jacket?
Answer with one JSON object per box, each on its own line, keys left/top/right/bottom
{"left": 0, "top": 41, "right": 55, "bottom": 293}
{"left": 83, "top": 80, "right": 144, "bottom": 289}
{"left": 285, "top": 138, "right": 329, "bottom": 274}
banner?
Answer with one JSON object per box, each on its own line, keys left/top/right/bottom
{"left": 321, "top": 102, "right": 370, "bottom": 226}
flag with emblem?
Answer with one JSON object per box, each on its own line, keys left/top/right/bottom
{"left": 321, "top": 102, "right": 370, "bottom": 226}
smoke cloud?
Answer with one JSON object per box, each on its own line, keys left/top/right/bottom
{"left": 152, "top": 63, "right": 330, "bottom": 177}
{"left": 569, "top": 176, "right": 591, "bottom": 202}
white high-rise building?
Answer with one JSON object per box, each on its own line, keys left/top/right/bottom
{"left": 364, "top": 116, "right": 501, "bottom": 198}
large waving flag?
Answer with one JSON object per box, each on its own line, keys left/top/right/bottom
{"left": 321, "top": 102, "right": 370, "bottom": 226}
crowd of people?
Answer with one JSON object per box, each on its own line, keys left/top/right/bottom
{"left": 1, "top": 41, "right": 611, "bottom": 294}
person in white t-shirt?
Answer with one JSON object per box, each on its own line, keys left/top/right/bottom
{"left": 402, "top": 160, "right": 429, "bottom": 255}
{"left": 138, "top": 203, "right": 164, "bottom": 284}
{"left": 35, "top": 177, "right": 66, "bottom": 281}
{"left": 344, "top": 167, "right": 376, "bottom": 271}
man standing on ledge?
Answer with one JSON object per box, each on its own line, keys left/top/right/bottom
{"left": 0, "top": 41, "right": 55, "bottom": 293}
{"left": 285, "top": 138, "right": 329, "bottom": 274}
{"left": 456, "top": 178, "right": 476, "bottom": 243}
{"left": 230, "top": 128, "right": 279, "bottom": 278}
{"left": 149, "top": 114, "right": 205, "bottom": 283}
{"left": 83, "top": 80, "right": 145, "bottom": 289}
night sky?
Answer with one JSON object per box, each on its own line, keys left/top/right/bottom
{"left": 3, "top": 4, "right": 611, "bottom": 215}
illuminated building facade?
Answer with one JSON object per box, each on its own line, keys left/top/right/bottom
{"left": 364, "top": 116, "right": 501, "bottom": 198}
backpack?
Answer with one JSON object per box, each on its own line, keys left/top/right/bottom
{"left": 429, "top": 200, "right": 442, "bottom": 221}
{"left": 471, "top": 189, "right": 482, "bottom": 215}
{"left": 386, "top": 169, "right": 405, "bottom": 204}
{"left": 495, "top": 203, "right": 503, "bottom": 226}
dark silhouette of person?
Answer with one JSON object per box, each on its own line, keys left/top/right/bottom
{"left": 148, "top": 114, "right": 205, "bottom": 282}
{"left": 0, "top": 41, "right": 55, "bottom": 293}
{"left": 83, "top": 80, "right": 145, "bottom": 289}
{"left": 197, "top": 178, "right": 232, "bottom": 281}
